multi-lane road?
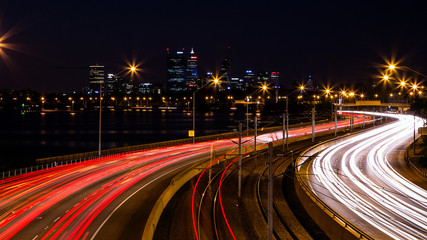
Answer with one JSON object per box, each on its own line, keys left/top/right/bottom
{"left": 0, "top": 116, "right": 365, "bottom": 239}
{"left": 308, "top": 112, "right": 426, "bottom": 239}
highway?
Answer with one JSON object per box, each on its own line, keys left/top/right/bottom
{"left": 307, "top": 112, "right": 426, "bottom": 239}
{"left": 0, "top": 117, "right": 359, "bottom": 239}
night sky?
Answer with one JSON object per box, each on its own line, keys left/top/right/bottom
{"left": 1, "top": 0, "right": 426, "bottom": 92}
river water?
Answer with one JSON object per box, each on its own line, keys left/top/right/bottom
{"left": 0, "top": 109, "right": 274, "bottom": 170}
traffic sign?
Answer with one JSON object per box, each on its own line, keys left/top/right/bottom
{"left": 188, "top": 130, "right": 195, "bottom": 137}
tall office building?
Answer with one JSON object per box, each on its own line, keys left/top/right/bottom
{"left": 167, "top": 48, "right": 187, "bottom": 92}
{"left": 106, "top": 73, "right": 124, "bottom": 96}
{"left": 271, "top": 72, "right": 280, "bottom": 103}
{"left": 243, "top": 70, "right": 255, "bottom": 89}
{"left": 89, "top": 65, "right": 104, "bottom": 94}
{"left": 306, "top": 75, "right": 315, "bottom": 91}
{"left": 257, "top": 71, "right": 270, "bottom": 86}
{"left": 186, "top": 48, "right": 198, "bottom": 89}
{"left": 271, "top": 72, "right": 280, "bottom": 88}
{"left": 230, "top": 77, "right": 244, "bottom": 90}
{"left": 220, "top": 56, "right": 231, "bottom": 87}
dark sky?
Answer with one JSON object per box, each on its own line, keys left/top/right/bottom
{"left": 1, "top": 0, "right": 426, "bottom": 92}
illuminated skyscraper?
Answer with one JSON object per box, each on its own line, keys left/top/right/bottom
{"left": 167, "top": 48, "right": 186, "bottom": 92}
{"left": 271, "top": 72, "right": 280, "bottom": 88}
{"left": 186, "top": 48, "right": 198, "bottom": 89}
{"left": 89, "top": 65, "right": 104, "bottom": 94}
{"left": 244, "top": 70, "right": 255, "bottom": 89}
{"left": 257, "top": 71, "right": 270, "bottom": 86}
{"left": 271, "top": 72, "right": 280, "bottom": 103}
{"left": 230, "top": 77, "right": 244, "bottom": 90}
{"left": 220, "top": 57, "right": 231, "bottom": 87}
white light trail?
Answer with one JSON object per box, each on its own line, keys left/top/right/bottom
{"left": 311, "top": 111, "right": 426, "bottom": 239}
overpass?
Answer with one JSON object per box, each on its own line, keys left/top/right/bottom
{"left": 335, "top": 100, "right": 411, "bottom": 113}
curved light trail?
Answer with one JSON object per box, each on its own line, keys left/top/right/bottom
{"left": 192, "top": 117, "right": 364, "bottom": 239}
{"left": 0, "top": 117, "right": 357, "bottom": 239}
{"left": 310, "top": 112, "right": 426, "bottom": 239}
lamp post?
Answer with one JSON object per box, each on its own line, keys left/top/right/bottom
{"left": 241, "top": 85, "right": 268, "bottom": 137}
{"left": 98, "top": 82, "right": 102, "bottom": 156}
{"left": 388, "top": 64, "right": 427, "bottom": 78}
{"left": 193, "top": 78, "right": 219, "bottom": 143}
{"left": 41, "top": 97, "right": 45, "bottom": 111}
{"left": 98, "top": 65, "right": 137, "bottom": 156}
{"left": 284, "top": 85, "right": 305, "bottom": 151}
{"left": 414, "top": 113, "right": 416, "bottom": 155}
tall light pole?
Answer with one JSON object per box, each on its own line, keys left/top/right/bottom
{"left": 98, "top": 65, "right": 137, "bottom": 156}
{"left": 193, "top": 78, "right": 219, "bottom": 143}
{"left": 41, "top": 97, "right": 45, "bottom": 111}
{"left": 284, "top": 85, "right": 305, "bottom": 151}
{"left": 414, "top": 113, "right": 416, "bottom": 155}
{"left": 98, "top": 82, "right": 102, "bottom": 156}
{"left": 388, "top": 64, "right": 427, "bottom": 78}
{"left": 242, "top": 84, "right": 269, "bottom": 137}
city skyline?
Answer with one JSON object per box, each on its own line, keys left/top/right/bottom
{"left": 0, "top": 0, "right": 426, "bottom": 92}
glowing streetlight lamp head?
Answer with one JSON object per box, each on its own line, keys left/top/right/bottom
{"left": 349, "top": 92, "right": 355, "bottom": 97}
{"left": 412, "top": 84, "right": 417, "bottom": 90}
{"left": 213, "top": 78, "right": 219, "bottom": 84}
{"left": 299, "top": 85, "right": 305, "bottom": 91}
{"left": 130, "top": 66, "right": 136, "bottom": 72}
{"left": 389, "top": 64, "right": 396, "bottom": 70}
{"left": 325, "top": 89, "right": 330, "bottom": 94}
{"left": 262, "top": 85, "right": 267, "bottom": 91}
{"left": 383, "top": 75, "right": 389, "bottom": 80}
{"left": 400, "top": 81, "right": 406, "bottom": 87}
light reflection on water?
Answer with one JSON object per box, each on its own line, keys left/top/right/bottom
{"left": 0, "top": 110, "right": 252, "bottom": 169}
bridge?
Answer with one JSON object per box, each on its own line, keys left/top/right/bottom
{"left": 335, "top": 100, "right": 411, "bottom": 113}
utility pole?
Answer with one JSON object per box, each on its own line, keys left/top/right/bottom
{"left": 414, "top": 114, "right": 416, "bottom": 155}
{"left": 238, "top": 123, "right": 242, "bottom": 198}
{"left": 209, "top": 142, "right": 213, "bottom": 184}
{"left": 268, "top": 142, "right": 273, "bottom": 240}
{"left": 254, "top": 116, "right": 257, "bottom": 154}
{"left": 286, "top": 97, "right": 289, "bottom": 151}
{"left": 246, "top": 103, "right": 249, "bottom": 136}
{"left": 282, "top": 113, "right": 286, "bottom": 152}
{"left": 98, "top": 83, "right": 102, "bottom": 156}
{"left": 363, "top": 115, "right": 365, "bottom": 128}
{"left": 334, "top": 107, "right": 338, "bottom": 136}
{"left": 312, "top": 107, "right": 315, "bottom": 142}
{"left": 193, "top": 91, "right": 196, "bottom": 143}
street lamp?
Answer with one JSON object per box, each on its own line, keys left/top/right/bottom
{"left": 41, "top": 97, "right": 45, "bottom": 111}
{"left": 284, "top": 85, "right": 305, "bottom": 151}
{"left": 388, "top": 63, "right": 427, "bottom": 78}
{"left": 244, "top": 84, "right": 269, "bottom": 135}
{"left": 98, "top": 65, "right": 137, "bottom": 156}
{"left": 192, "top": 77, "right": 219, "bottom": 143}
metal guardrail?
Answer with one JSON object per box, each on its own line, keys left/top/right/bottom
{"left": 0, "top": 117, "right": 361, "bottom": 180}
{"left": 295, "top": 124, "right": 376, "bottom": 240}
{"left": 405, "top": 148, "right": 427, "bottom": 179}
{"left": 0, "top": 158, "right": 91, "bottom": 180}
{"left": 3, "top": 122, "right": 312, "bottom": 179}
